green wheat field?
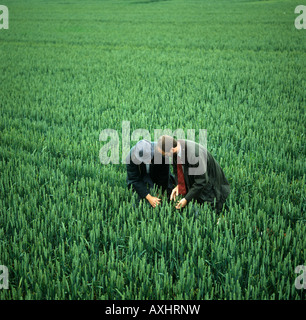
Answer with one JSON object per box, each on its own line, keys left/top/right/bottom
{"left": 0, "top": 0, "right": 305, "bottom": 299}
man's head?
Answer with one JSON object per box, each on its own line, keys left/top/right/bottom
{"left": 156, "top": 135, "right": 180, "bottom": 157}
{"left": 131, "top": 140, "right": 152, "bottom": 165}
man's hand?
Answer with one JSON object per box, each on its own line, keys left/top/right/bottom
{"left": 175, "top": 198, "right": 187, "bottom": 210}
{"left": 170, "top": 185, "right": 179, "bottom": 201}
{"left": 146, "top": 194, "right": 161, "bottom": 208}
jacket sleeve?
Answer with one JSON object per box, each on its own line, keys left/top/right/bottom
{"left": 126, "top": 163, "right": 150, "bottom": 199}
{"left": 151, "top": 162, "right": 170, "bottom": 192}
{"left": 184, "top": 172, "right": 209, "bottom": 202}
{"left": 184, "top": 151, "right": 210, "bottom": 202}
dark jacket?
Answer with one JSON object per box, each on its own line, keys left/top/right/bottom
{"left": 173, "top": 139, "right": 230, "bottom": 208}
{"left": 126, "top": 142, "right": 171, "bottom": 199}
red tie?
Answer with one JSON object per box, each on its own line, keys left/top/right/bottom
{"left": 177, "top": 156, "right": 187, "bottom": 195}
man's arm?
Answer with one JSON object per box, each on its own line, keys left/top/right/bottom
{"left": 184, "top": 150, "right": 209, "bottom": 203}
{"left": 127, "top": 163, "right": 161, "bottom": 207}
{"left": 151, "top": 162, "right": 170, "bottom": 193}
{"left": 184, "top": 173, "right": 208, "bottom": 202}
{"left": 126, "top": 163, "right": 150, "bottom": 199}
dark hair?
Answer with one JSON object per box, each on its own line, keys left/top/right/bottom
{"left": 157, "top": 135, "right": 177, "bottom": 153}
